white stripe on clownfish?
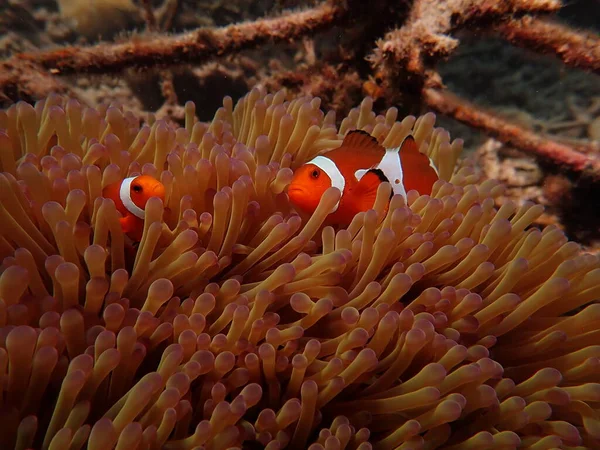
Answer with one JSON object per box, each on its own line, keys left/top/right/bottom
{"left": 353, "top": 147, "right": 407, "bottom": 198}
{"left": 353, "top": 155, "right": 405, "bottom": 197}
{"left": 377, "top": 147, "right": 407, "bottom": 199}
{"left": 307, "top": 155, "right": 345, "bottom": 212}
{"left": 429, "top": 157, "right": 439, "bottom": 176}
{"left": 357, "top": 137, "right": 438, "bottom": 198}
{"left": 119, "top": 176, "right": 146, "bottom": 219}
{"left": 354, "top": 169, "right": 368, "bottom": 181}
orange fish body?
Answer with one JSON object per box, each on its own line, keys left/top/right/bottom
{"left": 288, "top": 130, "right": 439, "bottom": 226}
{"left": 102, "top": 175, "right": 166, "bottom": 242}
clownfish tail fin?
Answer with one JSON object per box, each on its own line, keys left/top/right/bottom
{"left": 398, "top": 134, "right": 440, "bottom": 196}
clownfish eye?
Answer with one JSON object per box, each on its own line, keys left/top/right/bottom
{"left": 132, "top": 184, "right": 143, "bottom": 193}
{"left": 310, "top": 169, "right": 320, "bottom": 179}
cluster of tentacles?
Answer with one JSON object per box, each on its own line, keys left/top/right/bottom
{"left": 0, "top": 88, "right": 598, "bottom": 449}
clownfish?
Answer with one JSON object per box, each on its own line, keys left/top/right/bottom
{"left": 102, "top": 175, "right": 166, "bottom": 242}
{"left": 288, "top": 129, "right": 439, "bottom": 225}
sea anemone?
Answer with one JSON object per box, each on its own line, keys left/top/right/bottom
{"left": 0, "top": 88, "right": 599, "bottom": 450}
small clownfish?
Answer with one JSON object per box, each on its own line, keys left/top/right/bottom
{"left": 102, "top": 175, "right": 166, "bottom": 242}
{"left": 288, "top": 129, "right": 439, "bottom": 226}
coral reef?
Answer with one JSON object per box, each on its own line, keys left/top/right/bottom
{"left": 0, "top": 88, "right": 599, "bottom": 449}
{"left": 1, "top": 0, "right": 600, "bottom": 444}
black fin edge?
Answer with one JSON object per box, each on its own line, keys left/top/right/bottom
{"left": 399, "top": 134, "right": 416, "bottom": 150}
{"left": 367, "top": 168, "right": 394, "bottom": 200}
{"left": 368, "top": 168, "right": 388, "bottom": 183}
{"left": 345, "top": 129, "right": 381, "bottom": 146}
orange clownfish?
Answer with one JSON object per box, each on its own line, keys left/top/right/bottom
{"left": 288, "top": 130, "right": 439, "bottom": 225}
{"left": 102, "top": 175, "right": 166, "bottom": 242}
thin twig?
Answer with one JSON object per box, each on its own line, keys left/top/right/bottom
{"left": 140, "top": 0, "right": 159, "bottom": 32}
{"left": 139, "top": 0, "right": 180, "bottom": 118}
{"left": 157, "top": 0, "right": 180, "bottom": 31}
{"left": 423, "top": 87, "right": 600, "bottom": 180}
{"left": 160, "top": 71, "right": 178, "bottom": 105}
{"left": 495, "top": 16, "right": 600, "bottom": 76}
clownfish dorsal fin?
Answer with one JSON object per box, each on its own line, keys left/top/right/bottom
{"left": 342, "top": 130, "right": 385, "bottom": 154}
{"left": 398, "top": 134, "right": 439, "bottom": 195}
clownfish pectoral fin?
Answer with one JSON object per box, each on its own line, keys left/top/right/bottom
{"left": 351, "top": 169, "right": 386, "bottom": 212}
{"left": 398, "top": 135, "right": 439, "bottom": 195}
{"left": 342, "top": 130, "right": 385, "bottom": 154}
{"left": 119, "top": 215, "right": 137, "bottom": 234}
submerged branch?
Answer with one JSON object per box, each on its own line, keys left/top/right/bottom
{"left": 0, "top": 60, "right": 80, "bottom": 105}
{"left": 423, "top": 87, "right": 600, "bottom": 180}
{"left": 496, "top": 17, "right": 600, "bottom": 76}
{"left": 8, "top": 2, "right": 348, "bottom": 76}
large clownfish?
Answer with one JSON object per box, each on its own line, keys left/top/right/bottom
{"left": 288, "top": 130, "right": 439, "bottom": 226}
{"left": 102, "top": 175, "right": 166, "bottom": 242}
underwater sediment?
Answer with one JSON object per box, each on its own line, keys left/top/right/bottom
{"left": 0, "top": 88, "right": 599, "bottom": 449}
